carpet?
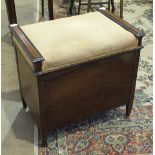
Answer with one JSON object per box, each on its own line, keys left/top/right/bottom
{"left": 39, "top": 0, "right": 153, "bottom": 154}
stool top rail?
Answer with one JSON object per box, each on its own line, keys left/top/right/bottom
{"left": 98, "top": 9, "right": 145, "bottom": 45}
{"left": 9, "top": 24, "right": 44, "bottom": 74}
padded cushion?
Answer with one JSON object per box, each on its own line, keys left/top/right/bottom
{"left": 21, "top": 11, "right": 138, "bottom": 72}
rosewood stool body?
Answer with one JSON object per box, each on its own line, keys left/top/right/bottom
{"left": 9, "top": 10, "right": 144, "bottom": 146}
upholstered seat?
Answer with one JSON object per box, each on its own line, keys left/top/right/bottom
{"left": 20, "top": 11, "right": 138, "bottom": 72}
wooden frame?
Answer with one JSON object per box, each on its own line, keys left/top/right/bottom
{"left": 9, "top": 10, "right": 144, "bottom": 146}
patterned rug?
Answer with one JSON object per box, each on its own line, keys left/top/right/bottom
{"left": 39, "top": 0, "right": 153, "bottom": 154}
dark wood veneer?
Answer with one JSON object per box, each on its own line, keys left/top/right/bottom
{"left": 9, "top": 10, "right": 144, "bottom": 146}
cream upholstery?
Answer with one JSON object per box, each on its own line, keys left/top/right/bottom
{"left": 21, "top": 11, "right": 138, "bottom": 73}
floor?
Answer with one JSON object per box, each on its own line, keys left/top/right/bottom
{"left": 1, "top": 0, "right": 39, "bottom": 154}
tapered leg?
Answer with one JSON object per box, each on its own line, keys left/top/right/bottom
{"left": 78, "top": 0, "right": 82, "bottom": 14}
{"left": 111, "top": 0, "right": 115, "bottom": 13}
{"left": 126, "top": 51, "right": 140, "bottom": 117}
{"left": 126, "top": 102, "right": 133, "bottom": 117}
{"left": 21, "top": 96, "right": 27, "bottom": 108}
{"left": 39, "top": 129, "right": 47, "bottom": 147}
{"left": 40, "top": 136, "right": 46, "bottom": 147}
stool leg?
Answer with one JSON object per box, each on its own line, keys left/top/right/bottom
{"left": 78, "top": 0, "right": 81, "bottom": 14}
{"left": 21, "top": 96, "right": 27, "bottom": 108}
{"left": 126, "top": 103, "right": 132, "bottom": 117}
{"left": 39, "top": 128, "right": 47, "bottom": 147}
{"left": 126, "top": 51, "right": 140, "bottom": 117}
{"left": 87, "top": 0, "right": 91, "bottom": 12}
{"left": 40, "top": 135, "right": 46, "bottom": 147}
{"left": 111, "top": 0, "right": 115, "bottom": 13}
{"left": 120, "top": 0, "right": 123, "bottom": 18}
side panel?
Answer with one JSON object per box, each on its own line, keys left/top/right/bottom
{"left": 16, "top": 45, "right": 40, "bottom": 127}
{"left": 38, "top": 50, "right": 136, "bottom": 133}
